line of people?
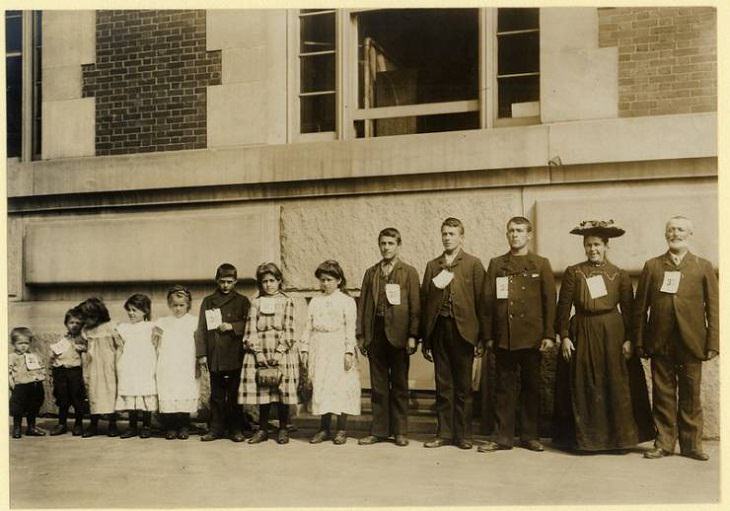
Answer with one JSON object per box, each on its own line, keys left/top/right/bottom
{"left": 8, "top": 215, "right": 718, "bottom": 461}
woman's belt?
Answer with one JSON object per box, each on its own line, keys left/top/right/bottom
{"left": 576, "top": 307, "right": 617, "bottom": 317}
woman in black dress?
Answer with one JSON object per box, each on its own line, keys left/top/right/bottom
{"left": 552, "top": 220, "right": 654, "bottom": 452}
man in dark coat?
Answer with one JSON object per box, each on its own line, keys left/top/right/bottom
{"left": 420, "top": 218, "right": 487, "bottom": 450}
{"left": 635, "top": 216, "right": 719, "bottom": 461}
{"left": 356, "top": 227, "right": 420, "bottom": 447}
{"left": 479, "top": 216, "right": 556, "bottom": 453}
{"left": 196, "top": 263, "right": 251, "bottom": 442}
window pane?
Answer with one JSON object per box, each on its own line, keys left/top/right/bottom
{"left": 301, "top": 94, "right": 335, "bottom": 133}
{"left": 356, "top": 111, "right": 479, "bottom": 138}
{"left": 5, "top": 12, "right": 23, "bottom": 53}
{"left": 357, "top": 9, "right": 478, "bottom": 109}
{"left": 300, "top": 12, "right": 335, "bottom": 53}
{"left": 498, "top": 8, "right": 539, "bottom": 32}
{"left": 498, "top": 31, "right": 539, "bottom": 76}
{"left": 497, "top": 75, "right": 540, "bottom": 118}
{"left": 6, "top": 55, "right": 22, "bottom": 157}
{"left": 300, "top": 53, "right": 335, "bottom": 93}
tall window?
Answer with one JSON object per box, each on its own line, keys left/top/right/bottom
{"left": 293, "top": 8, "right": 540, "bottom": 140}
{"left": 5, "top": 10, "right": 42, "bottom": 160}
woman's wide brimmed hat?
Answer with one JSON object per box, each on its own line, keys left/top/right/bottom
{"left": 570, "top": 219, "right": 625, "bottom": 238}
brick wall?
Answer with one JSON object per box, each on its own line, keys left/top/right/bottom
{"left": 598, "top": 7, "right": 716, "bottom": 117}
{"left": 82, "top": 10, "right": 222, "bottom": 155}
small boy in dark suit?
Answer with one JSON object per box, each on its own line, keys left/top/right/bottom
{"left": 49, "top": 308, "right": 87, "bottom": 436}
{"left": 9, "top": 327, "right": 47, "bottom": 438}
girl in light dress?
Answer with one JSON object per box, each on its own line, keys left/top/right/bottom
{"left": 156, "top": 285, "right": 200, "bottom": 440}
{"left": 300, "top": 260, "right": 361, "bottom": 445}
{"left": 115, "top": 294, "right": 159, "bottom": 439}
{"left": 238, "top": 263, "right": 299, "bottom": 445}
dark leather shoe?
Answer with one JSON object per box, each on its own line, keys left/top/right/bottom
{"left": 521, "top": 439, "right": 544, "bottom": 452}
{"left": 276, "top": 429, "right": 289, "bottom": 444}
{"left": 230, "top": 431, "right": 246, "bottom": 443}
{"left": 310, "top": 430, "right": 332, "bottom": 444}
{"left": 120, "top": 428, "right": 138, "bottom": 439}
{"left": 12, "top": 428, "right": 22, "bottom": 439}
{"left": 165, "top": 430, "right": 177, "bottom": 440}
{"left": 684, "top": 450, "right": 709, "bottom": 461}
{"left": 424, "top": 437, "right": 451, "bottom": 448}
{"left": 478, "top": 440, "right": 512, "bottom": 453}
{"left": 139, "top": 427, "right": 151, "bottom": 439}
{"left": 395, "top": 435, "right": 409, "bottom": 447}
{"left": 358, "top": 435, "right": 384, "bottom": 445}
{"left": 177, "top": 428, "right": 189, "bottom": 440}
{"left": 25, "top": 427, "right": 46, "bottom": 437}
{"left": 644, "top": 447, "right": 672, "bottom": 459}
{"left": 72, "top": 424, "right": 84, "bottom": 436}
{"left": 248, "top": 430, "right": 268, "bottom": 444}
{"left": 50, "top": 425, "right": 68, "bottom": 436}
{"left": 456, "top": 439, "right": 473, "bottom": 450}
{"left": 200, "top": 432, "right": 221, "bottom": 442}
{"left": 333, "top": 430, "right": 347, "bottom": 445}
{"left": 107, "top": 424, "right": 119, "bottom": 437}
{"left": 82, "top": 427, "right": 98, "bottom": 438}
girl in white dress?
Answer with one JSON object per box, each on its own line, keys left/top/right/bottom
{"left": 300, "top": 260, "right": 361, "bottom": 445}
{"left": 116, "top": 294, "right": 159, "bottom": 438}
{"left": 156, "top": 286, "right": 200, "bottom": 440}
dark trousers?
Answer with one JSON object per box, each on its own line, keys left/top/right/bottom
{"left": 209, "top": 369, "right": 243, "bottom": 436}
{"left": 494, "top": 347, "right": 541, "bottom": 447}
{"left": 52, "top": 366, "right": 85, "bottom": 424}
{"left": 10, "top": 381, "right": 44, "bottom": 418}
{"left": 432, "top": 317, "right": 474, "bottom": 442}
{"left": 368, "top": 317, "right": 410, "bottom": 437}
{"left": 651, "top": 330, "right": 703, "bottom": 453}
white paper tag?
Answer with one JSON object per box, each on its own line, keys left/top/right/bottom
{"left": 585, "top": 275, "right": 608, "bottom": 299}
{"left": 432, "top": 269, "right": 454, "bottom": 289}
{"left": 205, "top": 308, "right": 223, "bottom": 330}
{"left": 385, "top": 283, "right": 401, "bottom": 305}
{"left": 50, "top": 338, "right": 72, "bottom": 356}
{"left": 661, "top": 271, "right": 681, "bottom": 294}
{"left": 496, "top": 277, "right": 509, "bottom": 299}
{"left": 24, "top": 353, "right": 42, "bottom": 370}
{"left": 259, "top": 297, "right": 276, "bottom": 315}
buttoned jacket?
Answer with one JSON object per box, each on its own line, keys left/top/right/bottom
{"left": 194, "top": 289, "right": 250, "bottom": 372}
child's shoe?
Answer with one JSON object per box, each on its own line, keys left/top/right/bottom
{"left": 12, "top": 427, "right": 22, "bottom": 439}
{"left": 82, "top": 426, "right": 98, "bottom": 438}
{"left": 177, "top": 427, "right": 189, "bottom": 440}
{"left": 333, "top": 430, "right": 347, "bottom": 445}
{"left": 165, "top": 430, "right": 177, "bottom": 440}
{"left": 50, "top": 424, "right": 68, "bottom": 436}
{"left": 139, "top": 427, "right": 151, "bottom": 439}
{"left": 72, "top": 424, "right": 84, "bottom": 436}
{"left": 277, "top": 428, "right": 290, "bottom": 444}
{"left": 25, "top": 426, "right": 47, "bottom": 436}
{"left": 120, "top": 428, "right": 138, "bottom": 439}
{"left": 107, "top": 423, "right": 120, "bottom": 437}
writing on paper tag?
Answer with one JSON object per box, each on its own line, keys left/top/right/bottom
{"left": 496, "top": 277, "right": 509, "bottom": 299}
{"left": 50, "top": 338, "right": 72, "bottom": 356}
{"left": 24, "top": 353, "right": 42, "bottom": 370}
{"left": 585, "top": 275, "right": 608, "bottom": 299}
{"left": 661, "top": 271, "right": 681, "bottom": 294}
{"left": 432, "top": 269, "right": 454, "bottom": 289}
{"left": 259, "top": 297, "right": 276, "bottom": 315}
{"left": 205, "top": 308, "right": 223, "bottom": 330}
{"left": 385, "top": 284, "right": 401, "bottom": 305}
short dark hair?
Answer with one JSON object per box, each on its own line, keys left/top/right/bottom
{"left": 215, "top": 263, "right": 238, "bottom": 281}
{"left": 441, "top": 217, "right": 464, "bottom": 235}
{"left": 10, "top": 327, "right": 33, "bottom": 345}
{"left": 64, "top": 307, "right": 84, "bottom": 326}
{"left": 255, "top": 262, "right": 284, "bottom": 293}
{"left": 507, "top": 216, "right": 532, "bottom": 233}
{"left": 378, "top": 227, "right": 402, "bottom": 245}
{"left": 124, "top": 293, "right": 152, "bottom": 321}
{"left": 77, "top": 297, "right": 111, "bottom": 325}
{"left": 167, "top": 285, "right": 192, "bottom": 312}
{"left": 315, "top": 259, "right": 347, "bottom": 290}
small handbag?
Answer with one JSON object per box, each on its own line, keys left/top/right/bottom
{"left": 256, "top": 366, "right": 283, "bottom": 388}
{"left": 297, "top": 362, "right": 313, "bottom": 403}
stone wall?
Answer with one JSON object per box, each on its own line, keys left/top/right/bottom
{"left": 81, "top": 10, "right": 221, "bottom": 155}
{"left": 598, "top": 7, "right": 716, "bottom": 117}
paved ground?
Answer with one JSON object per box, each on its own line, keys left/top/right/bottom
{"left": 8, "top": 418, "right": 721, "bottom": 508}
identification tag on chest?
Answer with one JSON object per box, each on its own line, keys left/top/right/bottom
{"left": 385, "top": 283, "right": 401, "bottom": 305}
{"left": 661, "top": 271, "right": 681, "bottom": 294}
{"left": 496, "top": 277, "right": 509, "bottom": 299}
{"left": 585, "top": 275, "right": 608, "bottom": 299}
{"left": 50, "top": 338, "right": 72, "bottom": 356}
{"left": 205, "top": 308, "right": 223, "bottom": 330}
{"left": 259, "top": 298, "right": 276, "bottom": 315}
{"left": 24, "top": 353, "right": 42, "bottom": 370}
{"left": 432, "top": 270, "right": 454, "bottom": 289}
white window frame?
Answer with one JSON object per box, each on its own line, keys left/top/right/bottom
{"left": 287, "top": 8, "right": 540, "bottom": 142}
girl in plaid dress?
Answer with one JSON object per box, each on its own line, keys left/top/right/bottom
{"left": 238, "top": 263, "right": 298, "bottom": 444}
